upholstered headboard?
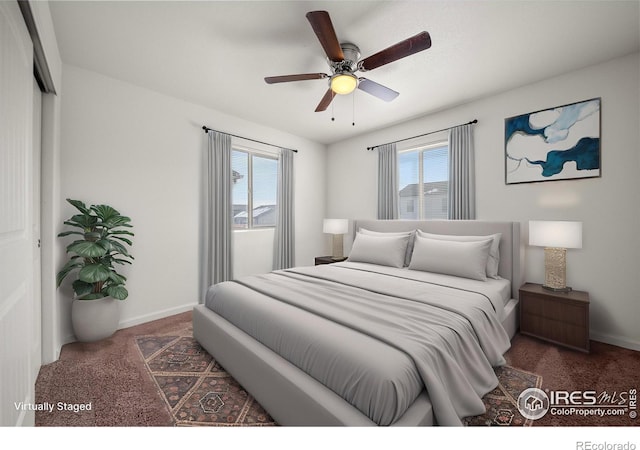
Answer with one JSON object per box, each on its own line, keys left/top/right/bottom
{"left": 351, "top": 220, "right": 524, "bottom": 299}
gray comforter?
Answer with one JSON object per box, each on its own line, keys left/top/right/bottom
{"left": 205, "top": 262, "right": 511, "bottom": 426}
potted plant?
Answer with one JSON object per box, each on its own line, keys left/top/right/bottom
{"left": 56, "top": 199, "right": 134, "bottom": 342}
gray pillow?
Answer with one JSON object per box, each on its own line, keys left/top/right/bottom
{"left": 358, "top": 228, "right": 415, "bottom": 267}
{"left": 347, "top": 232, "right": 410, "bottom": 268}
{"left": 408, "top": 235, "right": 493, "bottom": 281}
{"left": 416, "top": 230, "right": 502, "bottom": 279}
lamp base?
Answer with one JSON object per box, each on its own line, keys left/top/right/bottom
{"left": 331, "top": 234, "right": 344, "bottom": 259}
{"left": 542, "top": 284, "right": 572, "bottom": 293}
{"left": 544, "top": 247, "right": 570, "bottom": 292}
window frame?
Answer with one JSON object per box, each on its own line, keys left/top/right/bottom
{"left": 232, "top": 145, "right": 278, "bottom": 230}
{"left": 397, "top": 138, "right": 449, "bottom": 220}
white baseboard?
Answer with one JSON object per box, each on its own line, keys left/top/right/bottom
{"left": 55, "top": 303, "right": 196, "bottom": 361}
{"left": 118, "top": 302, "right": 197, "bottom": 330}
{"left": 590, "top": 330, "right": 640, "bottom": 351}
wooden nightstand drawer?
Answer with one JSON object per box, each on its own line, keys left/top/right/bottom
{"left": 521, "top": 294, "right": 587, "bottom": 327}
{"left": 521, "top": 315, "right": 588, "bottom": 350}
{"left": 519, "top": 283, "right": 590, "bottom": 352}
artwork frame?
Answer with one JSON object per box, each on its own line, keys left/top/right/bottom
{"left": 504, "top": 98, "right": 601, "bottom": 185}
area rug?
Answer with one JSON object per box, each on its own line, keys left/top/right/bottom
{"left": 136, "top": 333, "right": 541, "bottom": 427}
{"left": 463, "top": 365, "right": 543, "bottom": 426}
{"left": 135, "top": 334, "right": 276, "bottom": 426}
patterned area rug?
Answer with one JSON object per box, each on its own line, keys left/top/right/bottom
{"left": 136, "top": 334, "right": 276, "bottom": 426}
{"left": 463, "top": 365, "right": 542, "bottom": 426}
{"left": 136, "top": 334, "right": 540, "bottom": 427}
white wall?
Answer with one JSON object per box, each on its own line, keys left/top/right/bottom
{"left": 327, "top": 53, "right": 640, "bottom": 350}
{"left": 58, "top": 64, "right": 326, "bottom": 343}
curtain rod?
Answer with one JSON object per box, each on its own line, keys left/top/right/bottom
{"left": 366, "top": 119, "right": 478, "bottom": 151}
{"left": 202, "top": 126, "right": 298, "bottom": 153}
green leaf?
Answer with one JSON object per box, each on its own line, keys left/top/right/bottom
{"left": 66, "top": 214, "right": 98, "bottom": 229}
{"left": 95, "top": 239, "right": 113, "bottom": 252}
{"left": 108, "top": 271, "right": 127, "bottom": 285}
{"left": 57, "top": 230, "right": 85, "bottom": 238}
{"left": 110, "top": 235, "right": 132, "bottom": 246}
{"left": 102, "top": 216, "right": 133, "bottom": 229}
{"left": 112, "top": 258, "right": 132, "bottom": 265}
{"left": 110, "top": 230, "right": 135, "bottom": 236}
{"left": 83, "top": 231, "right": 102, "bottom": 241}
{"left": 56, "top": 258, "right": 84, "bottom": 286}
{"left": 78, "top": 264, "right": 111, "bottom": 283}
{"left": 109, "top": 240, "right": 132, "bottom": 258}
{"left": 78, "top": 292, "right": 108, "bottom": 300}
{"left": 91, "top": 204, "right": 120, "bottom": 221}
{"left": 66, "top": 240, "right": 108, "bottom": 258}
{"left": 72, "top": 280, "right": 94, "bottom": 297}
{"left": 67, "top": 199, "right": 91, "bottom": 215}
{"left": 106, "top": 285, "right": 128, "bottom": 300}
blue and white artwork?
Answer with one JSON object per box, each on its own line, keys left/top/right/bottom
{"left": 505, "top": 98, "right": 601, "bottom": 184}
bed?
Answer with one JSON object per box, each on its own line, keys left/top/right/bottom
{"left": 193, "top": 220, "right": 524, "bottom": 426}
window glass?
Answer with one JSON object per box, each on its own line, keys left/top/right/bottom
{"left": 251, "top": 155, "right": 278, "bottom": 227}
{"left": 232, "top": 149, "right": 278, "bottom": 229}
{"left": 398, "top": 142, "right": 449, "bottom": 220}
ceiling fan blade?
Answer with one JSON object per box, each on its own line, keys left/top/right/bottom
{"left": 315, "top": 89, "right": 335, "bottom": 112}
{"left": 264, "top": 73, "right": 328, "bottom": 84}
{"left": 306, "top": 11, "right": 344, "bottom": 62}
{"left": 359, "top": 31, "right": 432, "bottom": 71}
{"left": 357, "top": 78, "right": 399, "bottom": 102}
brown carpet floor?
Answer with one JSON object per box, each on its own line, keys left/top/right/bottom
{"left": 504, "top": 334, "right": 640, "bottom": 426}
{"left": 35, "top": 311, "right": 640, "bottom": 426}
{"left": 35, "top": 312, "right": 191, "bottom": 426}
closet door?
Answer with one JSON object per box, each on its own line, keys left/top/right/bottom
{"left": 0, "top": 0, "right": 36, "bottom": 426}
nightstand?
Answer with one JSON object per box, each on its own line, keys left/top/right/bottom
{"left": 519, "top": 283, "right": 590, "bottom": 353}
{"left": 314, "top": 256, "right": 347, "bottom": 265}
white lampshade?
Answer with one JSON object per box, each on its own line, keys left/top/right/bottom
{"left": 323, "top": 218, "right": 348, "bottom": 235}
{"left": 529, "top": 220, "right": 582, "bottom": 249}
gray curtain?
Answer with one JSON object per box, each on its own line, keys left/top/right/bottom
{"left": 273, "top": 148, "right": 295, "bottom": 270}
{"left": 448, "top": 124, "right": 476, "bottom": 219}
{"left": 377, "top": 143, "right": 398, "bottom": 219}
{"left": 203, "top": 130, "right": 233, "bottom": 298}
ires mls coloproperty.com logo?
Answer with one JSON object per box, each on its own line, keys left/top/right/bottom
{"left": 517, "top": 387, "right": 637, "bottom": 420}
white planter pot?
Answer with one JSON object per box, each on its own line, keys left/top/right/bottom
{"left": 71, "top": 297, "right": 119, "bottom": 342}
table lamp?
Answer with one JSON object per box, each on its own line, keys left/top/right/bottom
{"left": 529, "top": 220, "right": 582, "bottom": 292}
{"left": 323, "top": 219, "right": 348, "bottom": 259}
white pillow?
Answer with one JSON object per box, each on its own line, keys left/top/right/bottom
{"left": 408, "top": 235, "right": 493, "bottom": 281}
{"left": 347, "top": 232, "right": 410, "bottom": 268}
{"left": 416, "top": 230, "right": 502, "bottom": 279}
{"left": 358, "top": 228, "right": 415, "bottom": 267}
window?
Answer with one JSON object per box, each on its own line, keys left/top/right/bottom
{"left": 232, "top": 148, "right": 278, "bottom": 229}
{"left": 398, "top": 141, "right": 449, "bottom": 220}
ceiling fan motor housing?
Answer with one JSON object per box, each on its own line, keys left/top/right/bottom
{"left": 332, "top": 43, "right": 360, "bottom": 73}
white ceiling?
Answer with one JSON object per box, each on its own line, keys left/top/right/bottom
{"left": 49, "top": 1, "right": 640, "bottom": 145}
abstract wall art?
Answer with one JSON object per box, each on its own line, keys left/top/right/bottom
{"left": 505, "top": 98, "right": 601, "bottom": 184}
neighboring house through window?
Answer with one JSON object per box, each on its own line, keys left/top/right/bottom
{"left": 398, "top": 140, "right": 449, "bottom": 220}
{"left": 232, "top": 147, "right": 278, "bottom": 229}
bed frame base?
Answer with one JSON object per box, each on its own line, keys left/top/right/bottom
{"left": 193, "top": 304, "right": 434, "bottom": 426}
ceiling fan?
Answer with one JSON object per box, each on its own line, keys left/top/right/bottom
{"left": 264, "top": 10, "right": 432, "bottom": 112}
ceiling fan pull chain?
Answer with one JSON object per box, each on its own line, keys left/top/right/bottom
{"left": 331, "top": 92, "right": 335, "bottom": 122}
{"left": 352, "top": 91, "right": 356, "bottom": 126}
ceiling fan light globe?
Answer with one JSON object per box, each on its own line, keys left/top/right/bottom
{"left": 330, "top": 73, "right": 357, "bottom": 95}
